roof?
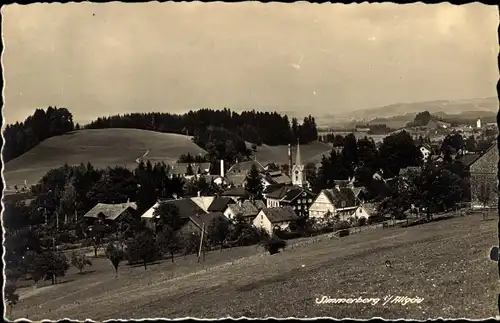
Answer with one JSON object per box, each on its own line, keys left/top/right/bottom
{"left": 351, "top": 186, "right": 368, "bottom": 198}
{"left": 169, "top": 163, "right": 199, "bottom": 176}
{"left": 322, "top": 188, "right": 357, "bottom": 209}
{"left": 141, "top": 198, "right": 207, "bottom": 219}
{"left": 190, "top": 196, "right": 215, "bottom": 212}
{"left": 266, "top": 185, "right": 314, "bottom": 202}
{"left": 208, "top": 197, "right": 234, "bottom": 212}
{"left": 263, "top": 183, "right": 287, "bottom": 195}
{"left": 227, "top": 160, "right": 266, "bottom": 174}
{"left": 268, "top": 172, "right": 292, "bottom": 184}
{"left": 188, "top": 212, "right": 228, "bottom": 231}
{"left": 84, "top": 202, "right": 138, "bottom": 221}
{"left": 260, "top": 207, "right": 299, "bottom": 223}
{"left": 399, "top": 166, "right": 421, "bottom": 177}
{"left": 360, "top": 202, "right": 379, "bottom": 215}
{"left": 221, "top": 187, "right": 250, "bottom": 198}
{"left": 226, "top": 174, "right": 246, "bottom": 187}
{"left": 457, "top": 153, "right": 481, "bottom": 168}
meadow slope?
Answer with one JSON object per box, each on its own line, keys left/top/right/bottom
{"left": 3, "top": 128, "right": 207, "bottom": 187}
{"left": 10, "top": 214, "right": 498, "bottom": 320}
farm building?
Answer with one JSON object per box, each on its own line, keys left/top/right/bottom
{"left": 252, "top": 206, "right": 299, "bottom": 235}
{"left": 226, "top": 159, "right": 266, "bottom": 175}
{"left": 264, "top": 185, "right": 316, "bottom": 217}
{"left": 223, "top": 200, "right": 266, "bottom": 221}
{"left": 83, "top": 202, "right": 138, "bottom": 225}
{"left": 178, "top": 212, "right": 229, "bottom": 236}
{"left": 308, "top": 187, "right": 358, "bottom": 221}
{"left": 469, "top": 142, "right": 498, "bottom": 208}
{"left": 141, "top": 198, "right": 207, "bottom": 230}
{"left": 220, "top": 187, "right": 251, "bottom": 200}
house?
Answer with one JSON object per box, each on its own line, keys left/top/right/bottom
{"left": 352, "top": 202, "right": 379, "bottom": 219}
{"left": 225, "top": 174, "right": 247, "bottom": 188}
{"left": 207, "top": 196, "right": 234, "bottom": 213}
{"left": 141, "top": 198, "right": 207, "bottom": 230}
{"left": 168, "top": 162, "right": 212, "bottom": 178}
{"left": 83, "top": 202, "right": 138, "bottom": 224}
{"left": 265, "top": 185, "right": 316, "bottom": 217}
{"left": 252, "top": 206, "right": 299, "bottom": 235}
{"left": 178, "top": 212, "right": 229, "bottom": 236}
{"left": 418, "top": 144, "right": 432, "bottom": 161}
{"left": 469, "top": 142, "right": 498, "bottom": 207}
{"left": 308, "top": 187, "right": 358, "bottom": 222}
{"left": 223, "top": 200, "right": 266, "bottom": 221}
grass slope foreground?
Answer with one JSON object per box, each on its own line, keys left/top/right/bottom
{"left": 3, "top": 128, "right": 207, "bottom": 187}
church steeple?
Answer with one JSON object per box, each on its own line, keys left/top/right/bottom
{"left": 295, "top": 138, "right": 302, "bottom": 168}
{"left": 292, "top": 139, "right": 305, "bottom": 187}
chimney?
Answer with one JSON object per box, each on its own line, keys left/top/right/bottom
{"left": 288, "top": 144, "right": 293, "bottom": 177}
{"left": 220, "top": 160, "right": 225, "bottom": 178}
{"left": 197, "top": 190, "right": 201, "bottom": 197}
{"left": 335, "top": 184, "right": 340, "bottom": 191}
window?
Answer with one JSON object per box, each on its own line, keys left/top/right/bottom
{"left": 302, "top": 199, "right": 307, "bottom": 203}
{"left": 308, "top": 199, "right": 312, "bottom": 203}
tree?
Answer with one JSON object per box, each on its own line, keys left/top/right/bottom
{"left": 105, "top": 243, "right": 125, "bottom": 277}
{"left": 126, "top": 228, "right": 158, "bottom": 269}
{"left": 87, "top": 222, "right": 109, "bottom": 257}
{"left": 186, "top": 164, "right": 194, "bottom": 176}
{"left": 5, "top": 283, "right": 19, "bottom": 317}
{"left": 305, "top": 163, "right": 318, "bottom": 190}
{"left": 156, "top": 226, "right": 181, "bottom": 263}
{"left": 71, "top": 250, "right": 93, "bottom": 274}
{"left": 341, "top": 133, "right": 358, "bottom": 175}
{"left": 208, "top": 217, "right": 231, "bottom": 250}
{"left": 59, "top": 180, "right": 77, "bottom": 225}
{"left": 378, "top": 131, "right": 422, "bottom": 176}
{"left": 245, "top": 164, "right": 263, "bottom": 198}
{"left": 153, "top": 202, "right": 183, "bottom": 232}
{"left": 228, "top": 215, "right": 262, "bottom": 247}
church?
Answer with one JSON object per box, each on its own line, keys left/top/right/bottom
{"left": 264, "top": 140, "right": 316, "bottom": 217}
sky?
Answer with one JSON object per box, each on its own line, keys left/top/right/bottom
{"left": 2, "top": 2, "right": 498, "bottom": 124}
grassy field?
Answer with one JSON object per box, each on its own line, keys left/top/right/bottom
{"left": 3, "top": 128, "right": 207, "bottom": 187}
{"left": 253, "top": 141, "right": 333, "bottom": 165}
{"left": 9, "top": 213, "right": 498, "bottom": 320}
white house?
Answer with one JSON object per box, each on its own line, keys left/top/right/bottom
{"left": 352, "top": 203, "right": 379, "bottom": 219}
{"left": 308, "top": 187, "right": 358, "bottom": 222}
{"left": 419, "top": 145, "right": 432, "bottom": 161}
{"left": 252, "top": 206, "right": 299, "bottom": 235}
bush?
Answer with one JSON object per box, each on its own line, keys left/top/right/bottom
{"left": 357, "top": 217, "right": 367, "bottom": 226}
{"left": 71, "top": 250, "right": 93, "bottom": 273}
{"left": 336, "top": 229, "right": 350, "bottom": 237}
{"left": 274, "top": 230, "right": 303, "bottom": 240}
{"left": 334, "top": 220, "right": 351, "bottom": 231}
{"left": 262, "top": 236, "right": 287, "bottom": 255}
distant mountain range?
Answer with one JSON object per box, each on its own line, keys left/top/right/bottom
{"left": 317, "top": 97, "right": 498, "bottom": 128}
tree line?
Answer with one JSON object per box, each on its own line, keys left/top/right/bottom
{"left": 84, "top": 109, "right": 318, "bottom": 146}
{"left": 3, "top": 107, "right": 75, "bottom": 162}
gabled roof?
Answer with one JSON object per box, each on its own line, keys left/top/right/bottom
{"left": 141, "top": 198, "right": 207, "bottom": 219}
{"left": 263, "top": 183, "right": 287, "bottom": 195}
{"left": 227, "top": 160, "right": 266, "bottom": 174}
{"left": 221, "top": 187, "right": 250, "bottom": 198}
{"left": 321, "top": 188, "right": 356, "bottom": 209}
{"left": 226, "top": 200, "right": 264, "bottom": 218}
{"left": 226, "top": 174, "right": 246, "bottom": 187}
{"left": 190, "top": 196, "right": 215, "bottom": 212}
{"left": 269, "top": 172, "right": 292, "bottom": 184}
{"left": 351, "top": 186, "right": 369, "bottom": 198}
{"left": 265, "top": 185, "right": 314, "bottom": 203}
{"left": 208, "top": 197, "right": 233, "bottom": 212}
{"left": 260, "top": 207, "right": 299, "bottom": 223}
{"left": 84, "top": 202, "right": 138, "bottom": 221}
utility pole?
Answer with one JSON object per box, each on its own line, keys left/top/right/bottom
{"left": 198, "top": 223, "right": 205, "bottom": 263}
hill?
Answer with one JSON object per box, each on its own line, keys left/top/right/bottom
{"left": 11, "top": 214, "right": 496, "bottom": 320}
{"left": 317, "top": 97, "right": 498, "bottom": 127}
{"left": 3, "top": 128, "right": 207, "bottom": 187}
{"left": 253, "top": 141, "right": 333, "bottom": 166}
